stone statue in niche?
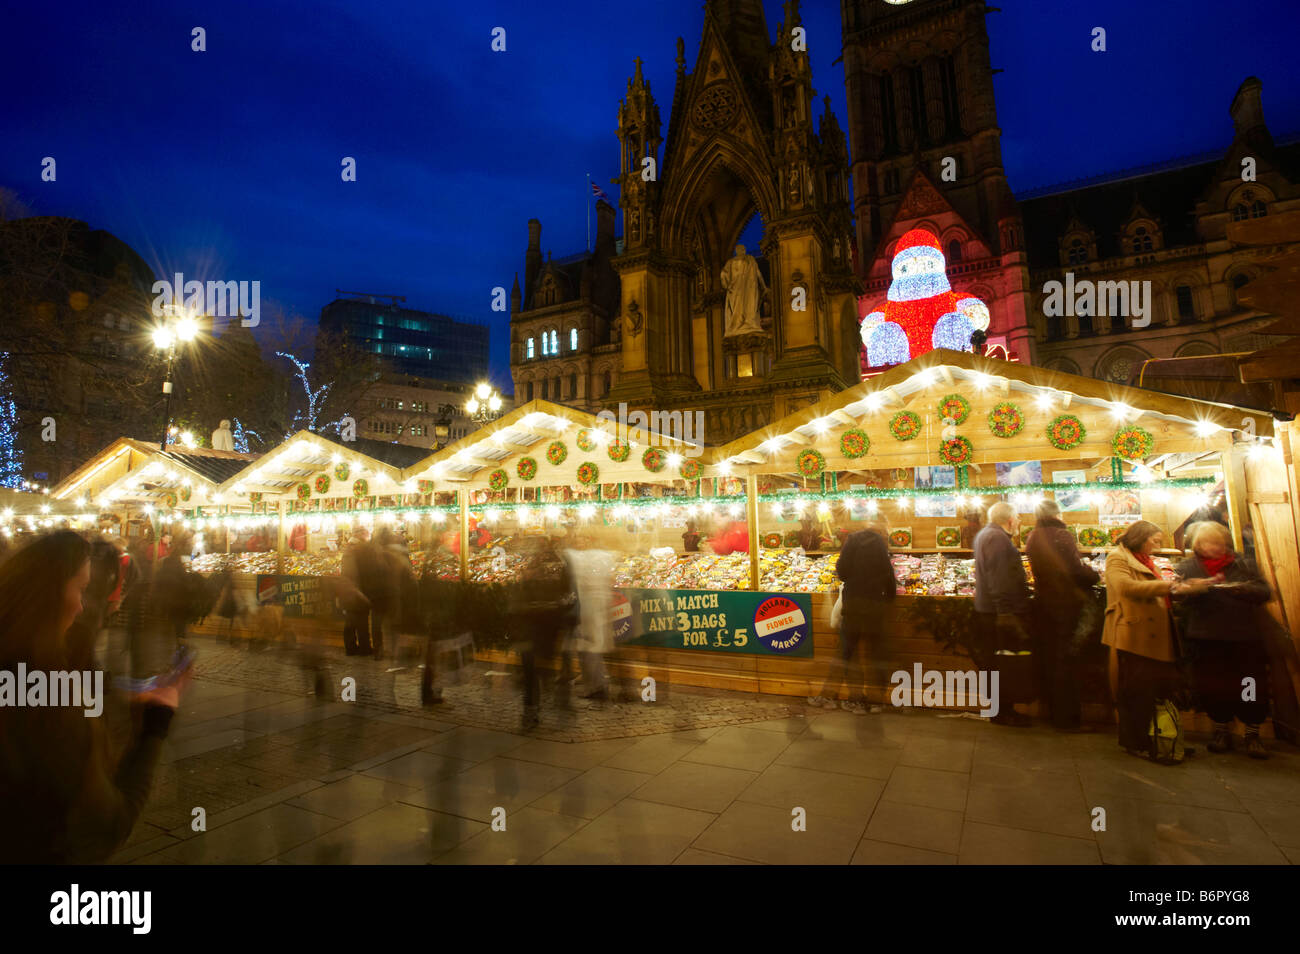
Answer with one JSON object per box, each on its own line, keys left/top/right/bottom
{"left": 625, "top": 299, "right": 644, "bottom": 338}
{"left": 629, "top": 209, "right": 640, "bottom": 242}
{"left": 721, "top": 244, "right": 767, "bottom": 338}
{"left": 788, "top": 165, "right": 801, "bottom": 205}
{"left": 211, "top": 419, "right": 234, "bottom": 451}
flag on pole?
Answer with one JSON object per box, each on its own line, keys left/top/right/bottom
{"left": 591, "top": 183, "right": 610, "bottom": 201}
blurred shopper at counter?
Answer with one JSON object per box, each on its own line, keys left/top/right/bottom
{"left": 973, "top": 502, "right": 1033, "bottom": 727}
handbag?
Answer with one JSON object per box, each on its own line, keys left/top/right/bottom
{"left": 829, "top": 583, "right": 844, "bottom": 630}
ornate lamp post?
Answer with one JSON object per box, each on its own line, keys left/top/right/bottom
{"left": 152, "top": 304, "right": 203, "bottom": 451}
{"left": 465, "top": 382, "right": 503, "bottom": 426}
{"left": 433, "top": 405, "right": 454, "bottom": 449}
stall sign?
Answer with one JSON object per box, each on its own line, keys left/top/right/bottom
{"left": 612, "top": 588, "right": 813, "bottom": 657}
{"left": 256, "top": 574, "right": 342, "bottom": 619}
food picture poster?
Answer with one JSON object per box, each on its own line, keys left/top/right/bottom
{"left": 1052, "top": 470, "right": 1090, "bottom": 512}
{"left": 1099, "top": 485, "right": 1141, "bottom": 524}
{"left": 914, "top": 466, "right": 956, "bottom": 517}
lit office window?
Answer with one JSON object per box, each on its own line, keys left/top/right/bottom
{"left": 570, "top": 328, "right": 578, "bottom": 351}
{"left": 526, "top": 338, "right": 534, "bottom": 359}
{"left": 550, "top": 330, "right": 558, "bottom": 353}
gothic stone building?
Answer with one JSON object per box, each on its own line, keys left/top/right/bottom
{"left": 512, "top": 0, "right": 862, "bottom": 444}
{"left": 841, "top": 0, "right": 1299, "bottom": 403}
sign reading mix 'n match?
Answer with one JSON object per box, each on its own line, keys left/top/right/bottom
{"left": 612, "top": 588, "right": 813, "bottom": 657}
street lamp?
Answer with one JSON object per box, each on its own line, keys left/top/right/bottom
{"left": 153, "top": 304, "right": 203, "bottom": 451}
{"left": 465, "top": 382, "right": 503, "bottom": 425}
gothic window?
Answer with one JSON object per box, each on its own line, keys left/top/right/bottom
{"left": 526, "top": 337, "right": 534, "bottom": 359}
{"left": 879, "top": 72, "right": 898, "bottom": 154}
{"left": 909, "top": 67, "right": 927, "bottom": 146}
{"left": 1232, "top": 204, "right": 1249, "bottom": 222}
{"left": 570, "top": 328, "right": 578, "bottom": 351}
{"left": 947, "top": 240, "right": 962, "bottom": 263}
{"left": 1132, "top": 226, "right": 1152, "bottom": 253}
{"left": 1175, "top": 285, "right": 1195, "bottom": 322}
{"left": 940, "top": 56, "right": 960, "bottom": 137}
{"left": 549, "top": 330, "right": 558, "bottom": 354}
{"left": 1067, "top": 238, "right": 1088, "bottom": 265}
{"left": 1250, "top": 200, "right": 1267, "bottom": 218}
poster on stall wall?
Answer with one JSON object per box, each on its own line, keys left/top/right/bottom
{"left": 914, "top": 466, "right": 956, "bottom": 517}
{"left": 1099, "top": 486, "right": 1141, "bottom": 525}
{"left": 1052, "top": 470, "right": 1090, "bottom": 513}
{"left": 996, "top": 460, "right": 1042, "bottom": 488}
{"left": 610, "top": 588, "right": 814, "bottom": 657}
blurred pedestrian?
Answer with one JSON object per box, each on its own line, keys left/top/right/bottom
{"left": 1025, "top": 499, "right": 1100, "bottom": 730}
{"left": 808, "top": 519, "right": 895, "bottom": 713}
{"left": 1175, "top": 521, "right": 1274, "bottom": 759}
{"left": 973, "top": 502, "right": 1033, "bottom": 727}
{"left": 340, "top": 528, "right": 379, "bottom": 657}
{"left": 0, "top": 531, "right": 185, "bottom": 863}
{"left": 1103, "top": 520, "right": 1215, "bottom": 764}
{"left": 509, "top": 535, "right": 578, "bottom": 730}
{"left": 561, "top": 536, "right": 615, "bottom": 702}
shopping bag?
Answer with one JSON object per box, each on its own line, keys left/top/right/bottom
{"left": 829, "top": 583, "right": 843, "bottom": 630}
{"left": 1149, "top": 698, "right": 1185, "bottom": 763}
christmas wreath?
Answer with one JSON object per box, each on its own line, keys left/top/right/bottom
{"left": 890, "top": 411, "right": 922, "bottom": 441}
{"left": 180, "top": 485, "right": 192, "bottom": 502}
{"left": 488, "top": 468, "right": 508, "bottom": 492}
{"left": 576, "top": 461, "right": 600, "bottom": 485}
{"left": 249, "top": 492, "right": 263, "bottom": 505}
{"left": 334, "top": 462, "right": 350, "bottom": 482}
{"left": 938, "top": 435, "right": 974, "bottom": 466}
{"left": 352, "top": 478, "right": 369, "bottom": 499}
{"left": 517, "top": 456, "right": 538, "bottom": 481}
{"left": 889, "top": 529, "right": 913, "bottom": 548}
{"left": 607, "top": 439, "right": 630, "bottom": 462}
{"left": 1112, "top": 425, "right": 1154, "bottom": 460}
{"left": 642, "top": 447, "right": 665, "bottom": 473}
{"left": 576, "top": 428, "right": 597, "bottom": 453}
{"left": 937, "top": 393, "right": 971, "bottom": 425}
{"left": 315, "top": 474, "right": 331, "bottom": 495}
{"left": 783, "top": 530, "right": 801, "bottom": 548}
{"left": 796, "top": 448, "right": 826, "bottom": 478}
{"left": 988, "top": 401, "right": 1024, "bottom": 438}
{"left": 296, "top": 482, "right": 311, "bottom": 501}
{"left": 762, "top": 532, "right": 783, "bottom": 548}
{"left": 679, "top": 458, "right": 701, "bottom": 481}
{"left": 1047, "top": 414, "right": 1086, "bottom": 451}
{"left": 546, "top": 441, "right": 568, "bottom": 466}
{"left": 161, "top": 492, "right": 178, "bottom": 509}
{"left": 840, "top": 427, "right": 870, "bottom": 459}
{"left": 417, "top": 479, "right": 434, "bottom": 494}
{"left": 936, "top": 526, "right": 962, "bottom": 548}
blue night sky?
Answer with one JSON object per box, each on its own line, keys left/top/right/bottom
{"left": 3, "top": 0, "right": 1298, "bottom": 393}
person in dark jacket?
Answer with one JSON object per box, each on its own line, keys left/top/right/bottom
{"left": 0, "top": 531, "right": 184, "bottom": 863}
{"left": 1025, "top": 500, "right": 1100, "bottom": 730}
{"left": 341, "top": 528, "right": 394, "bottom": 658}
{"left": 1175, "top": 521, "right": 1274, "bottom": 759}
{"left": 808, "top": 521, "right": 896, "bottom": 714}
{"left": 508, "top": 535, "right": 577, "bottom": 730}
{"left": 973, "top": 502, "right": 1033, "bottom": 726}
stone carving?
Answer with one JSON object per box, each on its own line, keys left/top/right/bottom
{"left": 625, "top": 299, "right": 643, "bottom": 338}
{"left": 721, "top": 244, "right": 767, "bottom": 338}
{"left": 692, "top": 84, "right": 737, "bottom": 130}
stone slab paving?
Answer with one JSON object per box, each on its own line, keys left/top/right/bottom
{"left": 104, "top": 633, "right": 1300, "bottom": 865}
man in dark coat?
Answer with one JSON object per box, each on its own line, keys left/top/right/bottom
{"left": 808, "top": 522, "right": 896, "bottom": 714}
{"left": 1026, "top": 499, "right": 1100, "bottom": 730}
{"left": 974, "top": 502, "right": 1033, "bottom": 726}
{"left": 508, "top": 535, "right": 578, "bottom": 729}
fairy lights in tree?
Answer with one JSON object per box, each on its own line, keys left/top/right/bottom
{"left": 0, "top": 353, "right": 21, "bottom": 489}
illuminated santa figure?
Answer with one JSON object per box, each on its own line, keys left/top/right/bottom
{"left": 860, "top": 228, "right": 991, "bottom": 367}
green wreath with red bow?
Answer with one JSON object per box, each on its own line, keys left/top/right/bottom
{"left": 607, "top": 439, "right": 630, "bottom": 462}
{"left": 334, "top": 462, "right": 350, "bottom": 482}
{"left": 890, "top": 411, "right": 922, "bottom": 441}
{"left": 937, "top": 393, "right": 971, "bottom": 425}
{"left": 987, "top": 401, "right": 1024, "bottom": 438}
{"left": 352, "top": 478, "right": 369, "bottom": 499}
{"left": 576, "top": 462, "right": 600, "bottom": 485}
{"left": 488, "top": 468, "right": 508, "bottom": 492}
{"left": 679, "top": 458, "right": 701, "bottom": 481}
{"left": 840, "top": 427, "right": 870, "bottom": 459}
{"left": 938, "top": 435, "right": 974, "bottom": 466}
{"left": 296, "top": 482, "right": 311, "bottom": 501}
{"left": 1047, "top": 414, "right": 1086, "bottom": 451}
{"left": 314, "top": 474, "right": 331, "bottom": 495}
{"left": 1112, "top": 425, "right": 1154, "bottom": 460}
{"left": 546, "top": 441, "right": 568, "bottom": 466}
{"left": 642, "top": 447, "right": 665, "bottom": 473}
{"left": 797, "top": 448, "right": 826, "bottom": 478}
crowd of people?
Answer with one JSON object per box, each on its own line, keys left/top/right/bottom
{"left": 0, "top": 494, "right": 1292, "bottom": 861}
{"left": 809, "top": 497, "right": 1292, "bottom": 767}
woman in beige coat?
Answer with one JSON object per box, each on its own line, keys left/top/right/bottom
{"left": 1102, "top": 520, "right": 1215, "bottom": 761}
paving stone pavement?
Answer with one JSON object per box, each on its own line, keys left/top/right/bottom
{"left": 103, "top": 633, "right": 1300, "bottom": 865}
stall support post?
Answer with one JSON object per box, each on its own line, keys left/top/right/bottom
{"left": 1221, "top": 444, "right": 1248, "bottom": 553}
{"left": 745, "top": 472, "right": 760, "bottom": 592}
{"left": 458, "top": 489, "right": 469, "bottom": 583}
{"left": 276, "top": 501, "right": 286, "bottom": 575}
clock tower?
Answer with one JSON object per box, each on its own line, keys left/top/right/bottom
{"left": 840, "top": 0, "right": 1034, "bottom": 366}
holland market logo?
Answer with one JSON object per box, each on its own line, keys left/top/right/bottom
{"left": 753, "top": 595, "right": 808, "bottom": 653}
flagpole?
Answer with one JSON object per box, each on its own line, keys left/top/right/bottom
{"left": 586, "top": 173, "right": 591, "bottom": 253}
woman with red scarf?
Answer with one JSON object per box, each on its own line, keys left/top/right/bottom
{"left": 1175, "top": 521, "right": 1274, "bottom": 758}
{"left": 1102, "top": 520, "right": 1216, "bottom": 763}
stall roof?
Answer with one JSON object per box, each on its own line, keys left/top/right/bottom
{"left": 212, "top": 430, "right": 408, "bottom": 503}
{"left": 51, "top": 439, "right": 260, "bottom": 508}
{"left": 714, "top": 349, "right": 1275, "bottom": 471}
{"left": 402, "top": 399, "right": 702, "bottom": 487}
